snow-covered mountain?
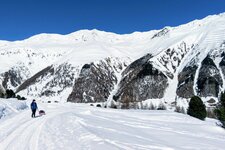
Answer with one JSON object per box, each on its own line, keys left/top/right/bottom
{"left": 1, "top": 13, "right": 225, "bottom": 108}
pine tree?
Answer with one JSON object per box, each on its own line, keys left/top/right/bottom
{"left": 187, "top": 96, "right": 206, "bottom": 120}
{"left": 6, "top": 89, "right": 15, "bottom": 98}
{"left": 215, "top": 92, "right": 225, "bottom": 128}
{"left": 16, "top": 95, "right": 21, "bottom": 100}
{"left": 0, "top": 93, "right": 4, "bottom": 98}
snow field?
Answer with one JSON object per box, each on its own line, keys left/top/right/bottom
{"left": 0, "top": 101, "right": 224, "bottom": 150}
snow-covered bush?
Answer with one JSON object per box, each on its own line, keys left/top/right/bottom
{"left": 149, "top": 102, "right": 156, "bottom": 110}
{"left": 175, "top": 106, "right": 186, "bottom": 114}
{"left": 157, "top": 102, "right": 167, "bottom": 110}
{"left": 206, "top": 107, "right": 216, "bottom": 118}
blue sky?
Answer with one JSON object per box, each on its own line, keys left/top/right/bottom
{"left": 0, "top": 0, "right": 225, "bottom": 41}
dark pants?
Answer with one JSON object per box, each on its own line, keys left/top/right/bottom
{"left": 31, "top": 109, "right": 36, "bottom": 118}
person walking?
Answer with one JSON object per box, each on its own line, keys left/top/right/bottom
{"left": 31, "top": 99, "right": 38, "bottom": 118}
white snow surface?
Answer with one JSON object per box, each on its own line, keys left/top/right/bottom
{"left": 0, "top": 100, "right": 224, "bottom": 150}
{"left": 0, "top": 98, "right": 28, "bottom": 119}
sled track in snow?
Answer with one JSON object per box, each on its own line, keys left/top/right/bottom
{"left": 0, "top": 104, "right": 72, "bottom": 150}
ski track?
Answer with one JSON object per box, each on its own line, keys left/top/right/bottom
{"left": 0, "top": 103, "right": 225, "bottom": 150}
{"left": 0, "top": 104, "right": 72, "bottom": 150}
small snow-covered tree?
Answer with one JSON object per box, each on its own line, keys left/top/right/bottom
{"left": 181, "top": 106, "right": 186, "bottom": 114}
{"left": 122, "top": 95, "right": 130, "bottom": 109}
{"left": 207, "top": 108, "right": 216, "bottom": 119}
{"left": 109, "top": 100, "right": 117, "bottom": 109}
{"left": 157, "top": 102, "right": 167, "bottom": 110}
{"left": 149, "top": 102, "right": 156, "bottom": 110}
{"left": 175, "top": 106, "right": 181, "bottom": 113}
{"left": 143, "top": 103, "right": 148, "bottom": 110}
{"left": 175, "top": 106, "right": 186, "bottom": 114}
{"left": 6, "top": 89, "right": 15, "bottom": 98}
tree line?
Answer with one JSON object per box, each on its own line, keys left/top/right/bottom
{"left": 0, "top": 89, "right": 26, "bottom": 100}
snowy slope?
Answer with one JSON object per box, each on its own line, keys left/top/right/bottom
{"left": 0, "top": 102, "right": 224, "bottom": 150}
{"left": 1, "top": 13, "right": 222, "bottom": 69}
{"left": 0, "top": 98, "right": 28, "bottom": 119}
{"left": 1, "top": 13, "right": 225, "bottom": 67}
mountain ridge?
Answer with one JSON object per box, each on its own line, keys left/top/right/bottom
{"left": 1, "top": 12, "right": 225, "bottom": 43}
{"left": 1, "top": 12, "right": 225, "bottom": 109}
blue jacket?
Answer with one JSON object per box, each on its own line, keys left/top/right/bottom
{"left": 31, "top": 102, "right": 38, "bottom": 110}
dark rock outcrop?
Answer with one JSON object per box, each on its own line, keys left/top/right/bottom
{"left": 67, "top": 58, "right": 126, "bottom": 103}
{"left": 152, "top": 28, "right": 169, "bottom": 39}
{"left": 17, "top": 63, "right": 76, "bottom": 97}
{"left": 176, "top": 65, "right": 198, "bottom": 98}
{"left": 41, "top": 63, "right": 75, "bottom": 96}
{"left": 16, "top": 66, "right": 54, "bottom": 93}
{"left": 113, "top": 54, "right": 168, "bottom": 107}
{"left": 0, "top": 64, "right": 30, "bottom": 90}
{"left": 220, "top": 52, "right": 225, "bottom": 78}
{"left": 0, "top": 84, "right": 5, "bottom": 97}
{"left": 154, "top": 42, "right": 191, "bottom": 79}
{"left": 197, "top": 55, "right": 222, "bottom": 97}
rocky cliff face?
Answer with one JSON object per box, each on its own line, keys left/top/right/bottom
{"left": 67, "top": 58, "right": 128, "bottom": 103}
{"left": 0, "top": 84, "right": 5, "bottom": 97}
{"left": 113, "top": 54, "right": 168, "bottom": 108}
{"left": 176, "top": 42, "right": 225, "bottom": 99}
{"left": 197, "top": 55, "right": 222, "bottom": 97}
{"left": 16, "top": 66, "right": 54, "bottom": 93}
{"left": 0, "top": 63, "right": 30, "bottom": 90}
{"left": 16, "top": 63, "right": 78, "bottom": 99}
{"left": 4, "top": 43, "right": 225, "bottom": 107}
{"left": 176, "top": 63, "right": 197, "bottom": 98}
{"left": 13, "top": 41, "right": 225, "bottom": 107}
{"left": 219, "top": 52, "right": 225, "bottom": 79}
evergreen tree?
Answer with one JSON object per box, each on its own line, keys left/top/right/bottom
{"left": 15, "top": 95, "right": 26, "bottom": 100}
{"left": 6, "top": 89, "right": 15, "bottom": 98}
{"left": 187, "top": 96, "right": 206, "bottom": 120}
{"left": 20, "top": 97, "right": 26, "bottom": 100}
{"left": 215, "top": 92, "right": 225, "bottom": 128}
{"left": 0, "top": 93, "right": 4, "bottom": 98}
{"left": 16, "top": 95, "right": 21, "bottom": 100}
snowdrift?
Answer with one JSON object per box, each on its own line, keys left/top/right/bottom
{"left": 0, "top": 98, "right": 28, "bottom": 119}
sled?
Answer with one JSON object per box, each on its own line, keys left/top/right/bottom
{"left": 39, "top": 110, "right": 46, "bottom": 116}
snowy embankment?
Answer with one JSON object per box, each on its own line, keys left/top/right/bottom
{"left": 0, "top": 98, "right": 28, "bottom": 119}
{"left": 0, "top": 101, "right": 225, "bottom": 150}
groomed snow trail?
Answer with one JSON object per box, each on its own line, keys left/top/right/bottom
{"left": 0, "top": 102, "right": 225, "bottom": 150}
